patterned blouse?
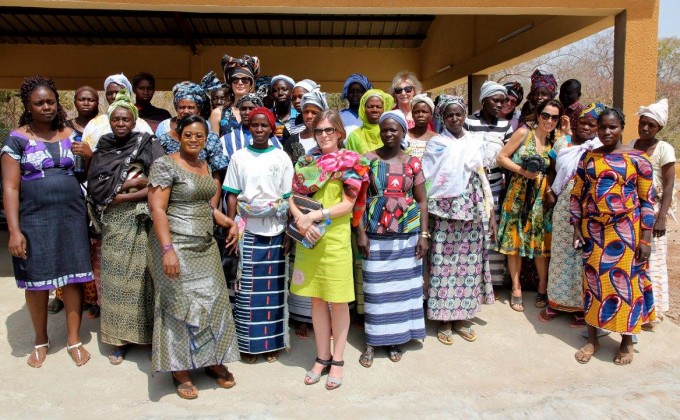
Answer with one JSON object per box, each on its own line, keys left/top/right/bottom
{"left": 1, "top": 132, "right": 77, "bottom": 181}
{"left": 362, "top": 152, "right": 425, "bottom": 234}
{"left": 157, "top": 131, "right": 228, "bottom": 173}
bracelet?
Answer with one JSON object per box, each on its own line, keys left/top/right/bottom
{"left": 638, "top": 239, "right": 650, "bottom": 246}
{"left": 420, "top": 231, "right": 431, "bottom": 239}
{"left": 162, "top": 244, "right": 174, "bottom": 254}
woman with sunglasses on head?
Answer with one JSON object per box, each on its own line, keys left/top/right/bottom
{"left": 390, "top": 71, "right": 425, "bottom": 129}
{"left": 496, "top": 100, "right": 564, "bottom": 312}
{"left": 289, "top": 110, "right": 370, "bottom": 390}
{"left": 571, "top": 108, "right": 656, "bottom": 365}
{"left": 210, "top": 54, "right": 260, "bottom": 136}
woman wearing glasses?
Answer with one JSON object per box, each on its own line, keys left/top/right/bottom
{"left": 496, "top": 100, "right": 564, "bottom": 312}
{"left": 289, "top": 110, "right": 369, "bottom": 390}
{"left": 390, "top": 71, "right": 423, "bottom": 129}
{"left": 210, "top": 54, "right": 260, "bottom": 136}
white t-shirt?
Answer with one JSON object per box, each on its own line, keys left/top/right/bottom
{"left": 633, "top": 139, "right": 677, "bottom": 213}
{"left": 223, "top": 145, "right": 293, "bottom": 236}
{"left": 299, "top": 134, "right": 317, "bottom": 153}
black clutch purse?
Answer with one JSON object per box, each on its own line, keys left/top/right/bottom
{"left": 286, "top": 193, "right": 324, "bottom": 247}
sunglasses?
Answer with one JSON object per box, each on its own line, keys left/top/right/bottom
{"left": 313, "top": 127, "right": 337, "bottom": 136}
{"left": 540, "top": 112, "right": 560, "bottom": 122}
{"left": 231, "top": 77, "right": 252, "bottom": 85}
{"left": 394, "top": 86, "right": 414, "bottom": 94}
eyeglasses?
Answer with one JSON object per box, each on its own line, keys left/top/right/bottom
{"left": 539, "top": 112, "right": 560, "bottom": 122}
{"left": 313, "top": 127, "right": 337, "bottom": 136}
{"left": 181, "top": 132, "right": 206, "bottom": 140}
{"left": 394, "top": 86, "right": 414, "bottom": 94}
{"left": 231, "top": 77, "right": 252, "bottom": 85}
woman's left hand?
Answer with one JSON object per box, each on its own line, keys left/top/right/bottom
{"left": 304, "top": 224, "right": 322, "bottom": 245}
{"left": 416, "top": 236, "right": 429, "bottom": 260}
{"left": 635, "top": 242, "right": 651, "bottom": 263}
{"left": 653, "top": 218, "right": 667, "bottom": 238}
{"left": 225, "top": 222, "right": 239, "bottom": 253}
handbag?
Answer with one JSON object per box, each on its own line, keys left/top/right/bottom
{"left": 286, "top": 193, "right": 326, "bottom": 248}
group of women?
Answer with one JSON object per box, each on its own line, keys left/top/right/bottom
{"left": 1, "top": 60, "right": 674, "bottom": 398}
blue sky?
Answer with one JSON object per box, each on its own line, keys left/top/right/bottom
{"left": 659, "top": 0, "right": 679, "bottom": 37}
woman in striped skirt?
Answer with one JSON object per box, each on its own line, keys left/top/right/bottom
{"left": 356, "top": 110, "right": 428, "bottom": 367}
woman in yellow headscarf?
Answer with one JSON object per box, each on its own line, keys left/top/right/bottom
{"left": 346, "top": 89, "right": 395, "bottom": 154}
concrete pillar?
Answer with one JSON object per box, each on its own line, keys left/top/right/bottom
{"left": 613, "top": 2, "right": 659, "bottom": 133}
{"left": 467, "top": 74, "right": 488, "bottom": 114}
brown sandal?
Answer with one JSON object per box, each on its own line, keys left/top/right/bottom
{"left": 264, "top": 351, "right": 279, "bottom": 363}
{"left": 66, "top": 342, "right": 90, "bottom": 367}
{"left": 205, "top": 365, "right": 236, "bottom": 389}
{"left": 574, "top": 344, "right": 599, "bottom": 364}
{"left": 172, "top": 373, "right": 198, "bottom": 399}
{"left": 240, "top": 352, "right": 257, "bottom": 364}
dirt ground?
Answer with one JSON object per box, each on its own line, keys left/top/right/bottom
{"left": 664, "top": 211, "right": 680, "bottom": 325}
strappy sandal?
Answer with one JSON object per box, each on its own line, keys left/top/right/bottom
{"left": 538, "top": 307, "right": 559, "bottom": 323}
{"left": 570, "top": 315, "right": 586, "bottom": 328}
{"left": 535, "top": 293, "right": 548, "bottom": 308}
{"left": 574, "top": 343, "right": 599, "bottom": 364}
{"left": 359, "top": 346, "right": 375, "bottom": 368}
{"left": 66, "top": 342, "right": 90, "bottom": 367}
{"left": 27, "top": 342, "right": 49, "bottom": 368}
{"left": 294, "top": 322, "right": 311, "bottom": 339}
{"left": 204, "top": 365, "right": 236, "bottom": 389}
{"left": 304, "top": 357, "right": 331, "bottom": 385}
{"left": 510, "top": 295, "right": 524, "bottom": 312}
{"left": 387, "top": 346, "right": 402, "bottom": 362}
{"left": 172, "top": 373, "right": 198, "bottom": 400}
{"left": 264, "top": 351, "right": 279, "bottom": 363}
{"left": 325, "top": 360, "right": 344, "bottom": 391}
{"left": 108, "top": 346, "right": 127, "bottom": 365}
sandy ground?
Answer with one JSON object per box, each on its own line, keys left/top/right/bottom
{"left": 1, "top": 230, "right": 680, "bottom": 418}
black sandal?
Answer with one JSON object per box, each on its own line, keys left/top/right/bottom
{"left": 535, "top": 293, "right": 548, "bottom": 308}
{"left": 359, "top": 346, "right": 375, "bottom": 368}
{"left": 387, "top": 345, "right": 402, "bottom": 362}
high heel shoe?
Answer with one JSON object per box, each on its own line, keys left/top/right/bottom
{"left": 325, "top": 360, "right": 344, "bottom": 390}
{"left": 304, "top": 357, "right": 331, "bottom": 385}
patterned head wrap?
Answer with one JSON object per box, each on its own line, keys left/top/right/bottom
{"left": 271, "top": 75, "right": 295, "bottom": 88}
{"left": 434, "top": 95, "right": 467, "bottom": 122}
{"left": 342, "top": 73, "right": 373, "bottom": 100}
{"left": 172, "top": 81, "right": 208, "bottom": 110}
{"left": 255, "top": 76, "right": 272, "bottom": 98}
{"left": 236, "top": 93, "right": 264, "bottom": 108}
{"left": 379, "top": 110, "right": 408, "bottom": 133}
{"left": 294, "top": 79, "right": 320, "bottom": 93}
{"left": 358, "top": 89, "right": 395, "bottom": 125}
{"left": 503, "top": 81, "right": 524, "bottom": 103}
{"left": 104, "top": 73, "right": 132, "bottom": 94}
{"left": 221, "top": 54, "right": 260, "bottom": 84}
{"left": 248, "top": 107, "right": 276, "bottom": 129}
{"left": 200, "top": 71, "right": 224, "bottom": 94}
{"left": 638, "top": 98, "right": 669, "bottom": 127}
{"left": 480, "top": 81, "right": 507, "bottom": 102}
{"left": 107, "top": 89, "right": 138, "bottom": 120}
{"left": 410, "top": 93, "right": 435, "bottom": 113}
{"left": 301, "top": 91, "right": 328, "bottom": 111}
{"left": 579, "top": 102, "right": 607, "bottom": 121}
{"left": 530, "top": 69, "right": 558, "bottom": 99}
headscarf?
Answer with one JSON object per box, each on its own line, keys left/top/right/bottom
{"left": 638, "top": 98, "right": 669, "bottom": 127}
{"left": 248, "top": 106, "right": 276, "bottom": 129}
{"left": 271, "top": 75, "right": 295, "bottom": 88}
{"left": 255, "top": 76, "right": 272, "bottom": 99}
{"left": 200, "top": 71, "right": 224, "bottom": 94}
{"left": 172, "top": 81, "right": 208, "bottom": 110}
{"left": 300, "top": 91, "right": 328, "bottom": 111}
{"left": 342, "top": 73, "right": 373, "bottom": 100}
{"left": 529, "top": 69, "right": 558, "bottom": 99}
{"left": 410, "top": 94, "right": 435, "bottom": 114}
{"left": 379, "top": 110, "right": 408, "bottom": 133}
{"left": 75, "top": 86, "right": 98, "bottom": 99}
{"left": 434, "top": 95, "right": 467, "bottom": 122}
{"left": 107, "top": 89, "right": 138, "bottom": 120}
{"left": 221, "top": 54, "right": 260, "bottom": 83}
{"left": 580, "top": 101, "right": 607, "bottom": 121}
{"left": 236, "top": 93, "right": 264, "bottom": 108}
{"left": 503, "top": 81, "right": 524, "bottom": 104}
{"left": 480, "top": 81, "right": 507, "bottom": 102}
{"left": 346, "top": 89, "right": 395, "bottom": 153}
{"left": 293, "top": 147, "right": 370, "bottom": 227}
{"left": 104, "top": 73, "right": 132, "bottom": 94}
{"left": 294, "top": 79, "right": 320, "bottom": 93}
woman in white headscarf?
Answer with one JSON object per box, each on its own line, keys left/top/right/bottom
{"left": 631, "top": 98, "right": 675, "bottom": 329}
{"left": 405, "top": 94, "right": 437, "bottom": 158}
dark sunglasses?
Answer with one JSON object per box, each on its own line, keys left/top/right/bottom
{"left": 313, "top": 127, "right": 337, "bottom": 136}
{"left": 394, "top": 86, "right": 414, "bottom": 94}
{"left": 231, "top": 77, "right": 252, "bottom": 85}
{"left": 539, "top": 112, "right": 560, "bottom": 122}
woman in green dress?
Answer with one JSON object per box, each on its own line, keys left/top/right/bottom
{"left": 147, "top": 115, "right": 240, "bottom": 399}
{"left": 289, "top": 109, "right": 370, "bottom": 390}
